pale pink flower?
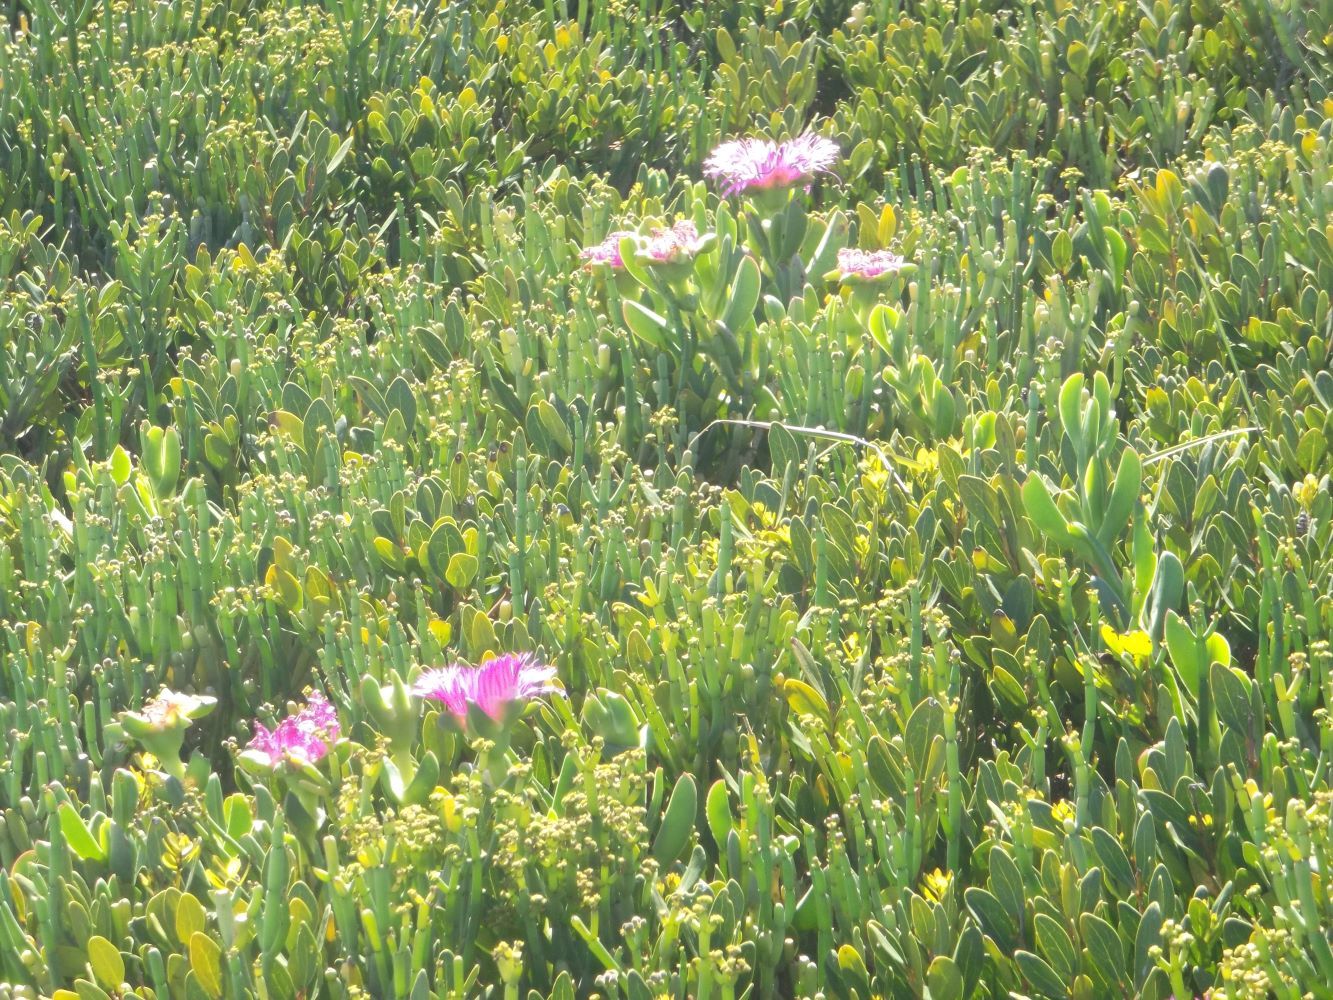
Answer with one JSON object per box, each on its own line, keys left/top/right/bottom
{"left": 836, "top": 247, "right": 907, "bottom": 280}
{"left": 579, "top": 230, "right": 635, "bottom": 269}
{"left": 414, "top": 653, "right": 557, "bottom": 724}
{"left": 642, "top": 220, "right": 704, "bottom": 264}
{"left": 247, "top": 692, "right": 340, "bottom": 766}
{"left": 140, "top": 688, "right": 210, "bottom": 730}
{"left": 703, "top": 134, "right": 840, "bottom": 196}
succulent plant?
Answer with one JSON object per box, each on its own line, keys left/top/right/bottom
{"left": 2, "top": 0, "right": 1333, "bottom": 996}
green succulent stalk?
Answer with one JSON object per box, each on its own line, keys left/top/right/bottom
{"left": 361, "top": 671, "right": 422, "bottom": 792}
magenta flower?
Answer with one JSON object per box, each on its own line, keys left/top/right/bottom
{"left": 642, "top": 220, "right": 704, "bottom": 264}
{"left": 703, "top": 133, "right": 840, "bottom": 196}
{"left": 835, "top": 247, "right": 907, "bottom": 280}
{"left": 246, "top": 692, "right": 340, "bottom": 767}
{"left": 579, "top": 230, "right": 635, "bottom": 269}
{"left": 414, "top": 653, "right": 557, "bottom": 725}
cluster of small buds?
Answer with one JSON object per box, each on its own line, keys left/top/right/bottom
{"left": 393, "top": 804, "right": 450, "bottom": 865}
{"left": 1216, "top": 925, "right": 1301, "bottom": 999}
{"left": 712, "top": 944, "right": 752, "bottom": 983}
{"left": 492, "top": 941, "right": 524, "bottom": 985}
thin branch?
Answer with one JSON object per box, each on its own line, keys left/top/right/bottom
{"left": 686, "top": 418, "right": 912, "bottom": 492}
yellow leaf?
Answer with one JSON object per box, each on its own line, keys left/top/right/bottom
{"left": 272, "top": 534, "right": 295, "bottom": 570}
{"left": 783, "top": 678, "right": 829, "bottom": 721}
{"left": 426, "top": 618, "right": 452, "bottom": 646}
{"left": 1100, "top": 625, "right": 1153, "bottom": 663}
{"left": 835, "top": 751, "right": 853, "bottom": 778}
{"left": 878, "top": 203, "right": 897, "bottom": 244}
{"left": 838, "top": 943, "right": 867, "bottom": 972}
{"left": 88, "top": 935, "right": 125, "bottom": 989}
{"left": 190, "top": 931, "right": 223, "bottom": 999}
{"left": 175, "top": 891, "right": 206, "bottom": 946}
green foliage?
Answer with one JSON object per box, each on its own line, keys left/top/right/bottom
{"left": 1, "top": 0, "right": 1333, "bottom": 997}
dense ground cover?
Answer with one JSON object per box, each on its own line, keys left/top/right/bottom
{"left": 2, "top": 0, "right": 1333, "bottom": 996}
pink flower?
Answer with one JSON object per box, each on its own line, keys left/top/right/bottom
{"left": 703, "top": 133, "right": 840, "bottom": 196}
{"left": 247, "top": 692, "right": 340, "bottom": 767}
{"left": 414, "top": 653, "right": 557, "bottom": 724}
{"left": 836, "top": 247, "right": 907, "bottom": 280}
{"left": 580, "top": 230, "right": 635, "bottom": 269}
{"left": 642, "top": 220, "right": 704, "bottom": 264}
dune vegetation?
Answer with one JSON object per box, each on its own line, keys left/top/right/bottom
{"left": 2, "top": 0, "right": 1333, "bottom": 997}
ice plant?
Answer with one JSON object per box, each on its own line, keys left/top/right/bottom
{"left": 416, "top": 654, "right": 557, "bottom": 786}
{"left": 833, "top": 247, "right": 907, "bottom": 282}
{"left": 703, "top": 133, "right": 839, "bottom": 197}
{"left": 238, "top": 693, "right": 341, "bottom": 843}
{"left": 414, "top": 653, "right": 557, "bottom": 727}
{"left": 135, "top": 688, "right": 216, "bottom": 731}
{"left": 579, "top": 229, "right": 635, "bottom": 269}
{"left": 641, "top": 220, "right": 704, "bottom": 264}
{"left": 119, "top": 687, "right": 217, "bottom": 781}
{"left": 245, "top": 692, "right": 340, "bottom": 767}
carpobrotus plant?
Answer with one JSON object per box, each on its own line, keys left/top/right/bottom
{"left": 832, "top": 247, "right": 908, "bottom": 282}
{"left": 414, "top": 652, "right": 557, "bottom": 729}
{"left": 579, "top": 230, "right": 635, "bottom": 269}
{"left": 703, "top": 133, "right": 840, "bottom": 197}
{"left": 237, "top": 692, "right": 342, "bottom": 847}
{"left": 640, "top": 220, "right": 705, "bottom": 264}
{"left": 415, "top": 653, "right": 558, "bottom": 784}
{"left": 6, "top": 0, "right": 1333, "bottom": 997}
{"left": 581, "top": 221, "right": 709, "bottom": 280}
{"left": 117, "top": 687, "right": 217, "bottom": 782}
{"left": 700, "top": 133, "right": 844, "bottom": 304}
{"left": 241, "top": 692, "right": 340, "bottom": 768}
